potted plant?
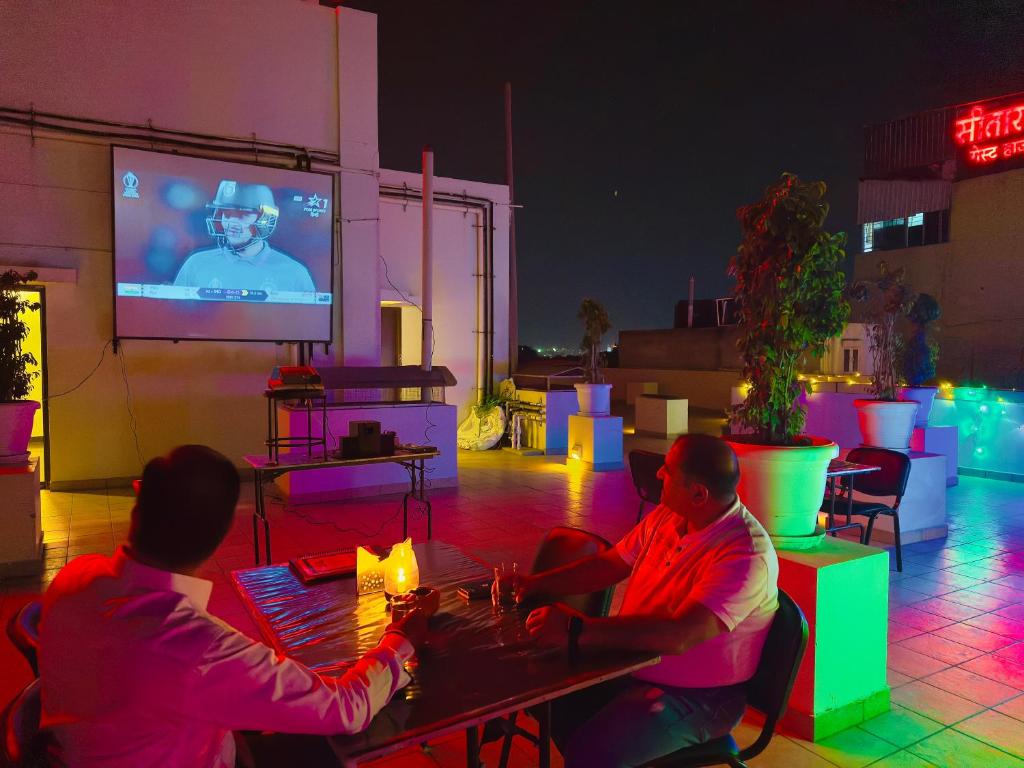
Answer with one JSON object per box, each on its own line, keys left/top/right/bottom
{"left": 851, "top": 262, "right": 919, "bottom": 450}
{"left": 900, "top": 292, "right": 941, "bottom": 427}
{"left": 725, "top": 174, "right": 849, "bottom": 541}
{"left": 0, "top": 269, "right": 41, "bottom": 463}
{"left": 574, "top": 298, "right": 612, "bottom": 416}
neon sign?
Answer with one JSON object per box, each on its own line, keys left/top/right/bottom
{"left": 954, "top": 102, "right": 1024, "bottom": 165}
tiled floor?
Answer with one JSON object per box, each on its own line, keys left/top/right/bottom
{"left": 3, "top": 441, "right": 1024, "bottom": 767}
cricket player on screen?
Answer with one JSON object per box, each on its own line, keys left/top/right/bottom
{"left": 173, "top": 180, "right": 316, "bottom": 293}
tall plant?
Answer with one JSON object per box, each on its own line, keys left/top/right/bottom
{"left": 903, "top": 293, "right": 941, "bottom": 386}
{"left": 730, "top": 174, "right": 850, "bottom": 445}
{"left": 578, "top": 298, "right": 610, "bottom": 384}
{"left": 851, "top": 261, "right": 916, "bottom": 400}
{"left": 0, "top": 270, "right": 41, "bottom": 403}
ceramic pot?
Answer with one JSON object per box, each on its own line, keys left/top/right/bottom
{"left": 574, "top": 383, "right": 612, "bottom": 416}
{"left": 725, "top": 435, "right": 839, "bottom": 540}
{"left": 854, "top": 399, "right": 919, "bottom": 451}
{"left": 0, "top": 401, "right": 39, "bottom": 463}
{"left": 900, "top": 386, "right": 937, "bottom": 428}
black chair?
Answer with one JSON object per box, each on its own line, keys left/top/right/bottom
{"left": 641, "top": 589, "right": 809, "bottom": 768}
{"left": 5, "top": 601, "right": 42, "bottom": 678}
{"left": 629, "top": 450, "right": 665, "bottom": 522}
{"left": 490, "top": 526, "right": 617, "bottom": 768}
{"left": 0, "top": 678, "right": 49, "bottom": 768}
{"left": 824, "top": 447, "right": 912, "bottom": 572}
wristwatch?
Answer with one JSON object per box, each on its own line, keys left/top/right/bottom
{"left": 567, "top": 615, "right": 584, "bottom": 651}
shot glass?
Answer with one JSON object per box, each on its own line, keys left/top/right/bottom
{"left": 493, "top": 561, "right": 518, "bottom": 609}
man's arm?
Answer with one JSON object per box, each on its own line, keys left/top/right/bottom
{"left": 179, "top": 621, "right": 415, "bottom": 735}
{"left": 526, "top": 600, "right": 726, "bottom": 656}
{"left": 522, "top": 547, "right": 632, "bottom": 599}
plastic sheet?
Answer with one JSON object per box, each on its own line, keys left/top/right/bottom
{"left": 232, "top": 541, "right": 658, "bottom": 758}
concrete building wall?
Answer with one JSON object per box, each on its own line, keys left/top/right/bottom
{"left": 376, "top": 169, "right": 511, "bottom": 423}
{"left": 618, "top": 327, "right": 743, "bottom": 371}
{"left": 0, "top": 2, "right": 509, "bottom": 485}
{"left": 854, "top": 166, "right": 1024, "bottom": 388}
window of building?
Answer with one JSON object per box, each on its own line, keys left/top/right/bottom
{"left": 843, "top": 347, "right": 859, "bottom": 374}
{"left": 862, "top": 210, "right": 949, "bottom": 253}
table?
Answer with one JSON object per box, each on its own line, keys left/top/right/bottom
{"left": 243, "top": 448, "right": 440, "bottom": 566}
{"left": 824, "top": 459, "right": 881, "bottom": 539}
{"left": 232, "top": 541, "right": 659, "bottom": 767}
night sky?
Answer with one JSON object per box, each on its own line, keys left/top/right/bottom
{"left": 344, "top": 0, "right": 1024, "bottom": 350}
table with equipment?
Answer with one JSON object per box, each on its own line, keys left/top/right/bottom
{"left": 244, "top": 447, "right": 440, "bottom": 566}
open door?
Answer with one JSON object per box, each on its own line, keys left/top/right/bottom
{"left": 19, "top": 285, "right": 48, "bottom": 486}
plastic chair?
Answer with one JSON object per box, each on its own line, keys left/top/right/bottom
{"left": 824, "top": 447, "right": 912, "bottom": 571}
{"left": 640, "top": 589, "right": 809, "bottom": 768}
{"left": 490, "top": 526, "right": 617, "bottom": 768}
{"left": 5, "top": 601, "right": 42, "bottom": 678}
{"left": 0, "top": 678, "right": 48, "bottom": 767}
{"left": 628, "top": 450, "right": 665, "bottom": 522}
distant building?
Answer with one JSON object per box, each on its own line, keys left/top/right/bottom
{"left": 856, "top": 91, "right": 1024, "bottom": 387}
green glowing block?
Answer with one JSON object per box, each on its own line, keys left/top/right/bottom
{"left": 778, "top": 537, "right": 890, "bottom": 741}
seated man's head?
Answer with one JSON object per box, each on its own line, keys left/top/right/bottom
{"left": 128, "top": 445, "right": 240, "bottom": 573}
{"left": 657, "top": 434, "right": 739, "bottom": 521}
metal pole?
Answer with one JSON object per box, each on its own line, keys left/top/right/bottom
{"left": 421, "top": 146, "right": 434, "bottom": 402}
{"left": 687, "top": 276, "right": 695, "bottom": 328}
{"left": 505, "top": 82, "right": 518, "bottom": 377}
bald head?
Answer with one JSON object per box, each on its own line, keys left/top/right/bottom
{"left": 669, "top": 434, "right": 740, "bottom": 501}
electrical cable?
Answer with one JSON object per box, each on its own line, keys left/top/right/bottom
{"left": 44, "top": 340, "right": 111, "bottom": 401}
{"left": 116, "top": 342, "right": 145, "bottom": 470}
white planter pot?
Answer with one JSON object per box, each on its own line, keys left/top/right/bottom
{"left": 725, "top": 436, "right": 839, "bottom": 539}
{"left": 0, "top": 400, "right": 39, "bottom": 462}
{"left": 574, "top": 383, "right": 612, "bottom": 416}
{"left": 854, "top": 399, "right": 919, "bottom": 451}
{"left": 900, "top": 386, "right": 937, "bottom": 428}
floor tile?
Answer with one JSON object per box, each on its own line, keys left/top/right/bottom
{"left": 923, "top": 666, "right": 1020, "bottom": 706}
{"left": 907, "top": 597, "right": 985, "bottom": 622}
{"left": 955, "top": 710, "right": 1024, "bottom": 760}
{"left": 994, "top": 643, "right": 1024, "bottom": 666}
{"left": 891, "top": 680, "right": 985, "bottom": 725}
{"left": 802, "top": 727, "right": 899, "bottom": 768}
{"left": 887, "top": 645, "right": 951, "bottom": 679}
{"left": 960, "top": 653, "right": 1024, "bottom": 689}
{"left": 866, "top": 751, "right": 938, "bottom": 767}
{"left": 859, "top": 705, "right": 944, "bottom": 749}
{"left": 965, "top": 614, "right": 1024, "bottom": 641}
{"left": 889, "top": 607, "right": 955, "bottom": 633}
{"left": 996, "top": 693, "right": 1024, "bottom": 723}
{"left": 896, "top": 633, "right": 984, "bottom": 665}
{"left": 932, "top": 623, "right": 1018, "bottom": 652}
{"left": 907, "top": 727, "right": 1024, "bottom": 767}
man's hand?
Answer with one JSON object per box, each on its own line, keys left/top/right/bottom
{"left": 525, "top": 603, "right": 581, "bottom": 646}
{"left": 387, "top": 608, "right": 428, "bottom": 647}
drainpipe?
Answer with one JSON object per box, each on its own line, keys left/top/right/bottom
{"left": 421, "top": 146, "right": 434, "bottom": 402}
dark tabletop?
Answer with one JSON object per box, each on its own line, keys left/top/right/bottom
{"left": 827, "top": 459, "right": 882, "bottom": 477}
{"left": 232, "top": 541, "right": 658, "bottom": 761}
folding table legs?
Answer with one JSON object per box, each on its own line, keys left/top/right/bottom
{"left": 465, "top": 725, "right": 480, "bottom": 768}
{"left": 537, "top": 700, "right": 552, "bottom": 768}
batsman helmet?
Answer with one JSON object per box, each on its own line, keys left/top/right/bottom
{"left": 205, "top": 180, "right": 279, "bottom": 245}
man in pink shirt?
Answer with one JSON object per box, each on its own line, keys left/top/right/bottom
{"left": 518, "top": 434, "right": 779, "bottom": 768}
{"left": 39, "top": 445, "right": 425, "bottom": 768}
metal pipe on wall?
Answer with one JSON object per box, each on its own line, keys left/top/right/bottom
{"left": 421, "top": 146, "right": 434, "bottom": 401}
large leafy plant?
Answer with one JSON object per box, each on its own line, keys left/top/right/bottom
{"left": 0, "top": 270, "right": 41, "bottom": 403}
{"left": 850, "top": 261, "right": 916, "bottom": 400}
{"left": 730, "top": 174, "right": 850, "bottom": 445}
{"left": 578, "top": 298, "right": 611, "bottom": 384}
{"left": 903, "top": 293, "right": 941, "bottom": 386}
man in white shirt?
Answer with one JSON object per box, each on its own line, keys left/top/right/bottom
{"left": 39, "top": 444, "right": 424, "bottom": 768}
{"left": 517, "top": 434, "right": 779, "bottom": 768}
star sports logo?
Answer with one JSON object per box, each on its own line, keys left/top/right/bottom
{"left": 303, "top": 193, "right": 329, "bottom": 219}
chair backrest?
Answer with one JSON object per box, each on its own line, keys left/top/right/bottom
{"left": 1, "top": 678, "right": 42, "bottom": 767}
{"left": 739, "top": 589, "right": 809, "bottom": 761}
{"left": 5, "top": 601, "right": 42, "bottom": 678}
{"left": 844, "top": 447, "right": 912, "bottom": 500}
{"left": 528, "top": 526, "right": 615, "bottom": 617}
{"left": 628, "top": 450, "right": 665, "bottom": 505}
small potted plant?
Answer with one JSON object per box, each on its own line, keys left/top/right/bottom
{"left": 850, "top": 262, "right": 919, "bottom": 450}
{"left": 725, "top": 174, "right": 849, "bottom": 542}
{"left": 0, "top": 270, "right": 41, "bottom": 463}
{"left": 900, "top": 293, "right": 941, "bottom": 427}
{"left": 574, "top": 298, "right": 612, "bottom": 416}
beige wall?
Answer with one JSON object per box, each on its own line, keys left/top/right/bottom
{"left": 603, "top": 368, "right": 741, "bottom": 411}
{"left": 618, "top": 327, "right": 743, "bottom": 371}
{"left": 854, "top": 167, "right": 1024, "bottom": 387}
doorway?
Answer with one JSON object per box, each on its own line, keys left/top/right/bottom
{"left": 18, "top": 285, "right": 49, "bottom": 485}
